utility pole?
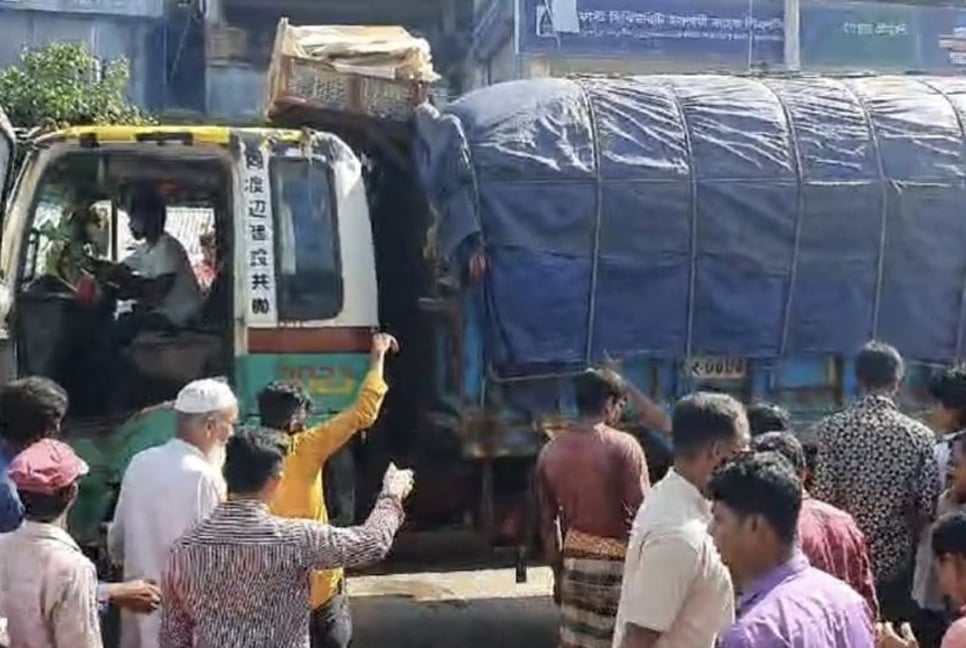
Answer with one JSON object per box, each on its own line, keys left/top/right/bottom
{"left": 784, "top": 0, "right": 801, "bottom": 71}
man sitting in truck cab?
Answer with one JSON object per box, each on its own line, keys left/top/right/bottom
{"left": 95, "top": 186, "right": 203, "bottom": 342}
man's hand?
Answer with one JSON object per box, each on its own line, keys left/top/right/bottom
{"left": 382, "top": 462, "right": 415, "bottom": 501}
{"left": 876, "top": 622, "right": 918, "bottom": 648}
{"left": 108, "top": 579, "right": 162, "bottom": 614}
{"left": 371, "top": 332, "right": 399, "bottom": 359}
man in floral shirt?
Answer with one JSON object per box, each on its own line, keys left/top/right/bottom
{"left": 812, "top": 341, "right": 939, "bottom": 622}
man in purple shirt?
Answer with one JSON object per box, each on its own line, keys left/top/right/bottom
{"left": 709, "top": 452, "right": 874, "bottom": 647}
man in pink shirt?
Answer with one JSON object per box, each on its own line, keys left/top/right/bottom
{"left": 753, "top": 431, "right": 878, "bottom": 619}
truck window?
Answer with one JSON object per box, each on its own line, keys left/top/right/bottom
{"left": 22, "top": 156, "right": 106, "bottom": 285}
{"left": 270, "top": 157, "right": 342, "bottom": 321}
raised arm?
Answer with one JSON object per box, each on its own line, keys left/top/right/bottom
{"left": 299, "top": 464, "right": 413, "bottom": 571}
{"left": 295, "top": 333, "right": 396, "bottom": 466}
{"left": 624, "top": 383, "right": 672, "bottom": 435}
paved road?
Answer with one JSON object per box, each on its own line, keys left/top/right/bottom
{"left": 349, "top": 567, "right": 558, "bottom": 648}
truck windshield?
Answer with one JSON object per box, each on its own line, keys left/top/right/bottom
{"left": 270, "top": 157, "right": 342, "bottom": 321}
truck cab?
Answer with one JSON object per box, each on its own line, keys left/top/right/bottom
{"left": 0, "top": 117, "right": 378, "bottom": 547}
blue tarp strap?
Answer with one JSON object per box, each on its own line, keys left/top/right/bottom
{"left": 761, "top": 80, "right": 806, "bottom": 364}
{"left": 581, "top": 80, "right": 605, "bottom": 365}
{"left": 843, "top": 81, "right": 889, "bottom": 340}
{"left": 923, "top": 79, "right": 966, "bottom": 362}
{"left": 663, "top": 81, "right": 700, "bottom": 362}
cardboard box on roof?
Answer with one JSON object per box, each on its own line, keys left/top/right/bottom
{"left": 265, "top": 19, "right": 438, "bottom": 122}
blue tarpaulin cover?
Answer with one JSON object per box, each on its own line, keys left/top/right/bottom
{"left": 414, "top": 75, "right": 966, "bottom": 374}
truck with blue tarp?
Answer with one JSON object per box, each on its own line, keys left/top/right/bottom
{"left": 267, "top": 68, "right": 966, "bottom": 555}
{"left": 2, "top": 44, "right": 966, "bottom": 566}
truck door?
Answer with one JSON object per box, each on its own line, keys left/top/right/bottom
{"left": 230, "top": 130, "right": 378, "bottom": 416}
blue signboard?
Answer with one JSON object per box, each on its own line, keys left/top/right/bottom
{"left": 800, "top": 1, "right": 966, "bottom": 71}
{"left": 516, "top": 0, "right": 785, "bottom": 67}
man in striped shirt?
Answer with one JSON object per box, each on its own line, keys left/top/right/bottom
{"left": 159, "top": 428, "right": 413, "bottom": 648}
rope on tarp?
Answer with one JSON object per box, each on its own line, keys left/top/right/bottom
{"left": 662, "top": 80, "right": 700, "bottom": 363}
{"left": 579, "top": 79, "right": 605, "bottom": 365}
{"left": 841, "top": 79, "right": 890, "bottom": 341}
{"left": 759, "top": 78, "right": 806, "bottom": 363}
{"left": 919, "top": 78, "right": 966, "bottom": 363}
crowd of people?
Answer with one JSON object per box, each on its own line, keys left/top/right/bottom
{"left": 2, "top": 332, "right": 966, "bottom": 647}
{"left": 0, "top": 332, "right": 407, "bottom": 648}
{"left": 537, "top": 341, "right": 966, "bottom": 648}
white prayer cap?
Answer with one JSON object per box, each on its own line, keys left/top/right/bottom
{"left": 174, "top": 378, "right": 237, "bottom": 414}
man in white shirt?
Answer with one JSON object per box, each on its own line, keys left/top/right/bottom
{"left": 109, "top": 378, "right": 238, "bottom": 648}
{"left": 99, "top": 186, "right": 203, "bottom": 339}
{"left": 614, "top": 392, "right": 749, "bottom": 648}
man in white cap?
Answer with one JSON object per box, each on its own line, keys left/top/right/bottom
{"left": 108, "top": 378, "right": 237, "bottom": 648}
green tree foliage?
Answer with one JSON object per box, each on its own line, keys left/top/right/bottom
{"left": 0, "top": 41, "right": 153, "bottom": 128}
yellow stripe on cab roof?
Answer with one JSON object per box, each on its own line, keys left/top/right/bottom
{"left": 34, "top": 125, "right": 308, "bottom": 146}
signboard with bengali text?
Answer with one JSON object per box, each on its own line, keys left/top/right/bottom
{"left": 514, "top": 0, "right": 966, "bottom": 71}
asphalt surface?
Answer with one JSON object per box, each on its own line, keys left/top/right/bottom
{"left": 349, "top": 567, "right": 558, "bottom": 648}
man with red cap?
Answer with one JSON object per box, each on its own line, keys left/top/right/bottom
{"left": 0, "top": 439, "right": 101, "bottom": 647}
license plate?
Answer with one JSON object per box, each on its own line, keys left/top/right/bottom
{"left": 687, "top": 357, "right": 747, "bottom": 380}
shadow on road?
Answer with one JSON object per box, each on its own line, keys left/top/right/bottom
{"left": 352, "top": 593, "right": 558, "bottom": 648}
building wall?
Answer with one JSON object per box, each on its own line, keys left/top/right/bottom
{"left": 0, "top": 7, "right": 162, "bottom": 110}
{"left": 206, "top": 64, "right": 266, "bottom": 122}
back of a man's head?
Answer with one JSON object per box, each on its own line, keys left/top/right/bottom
{"left": 672, "top": 392, "right": 748, "bottom": 458}
{"left": 0, "top": 376, "right": 69, "bottom": 450}
{"left": 258, "top": 381, "right": 312, "bottom": 431}
{"left": 223, "top": 428, "right": 288, "bottom": 496}
{"left": 747, "top": 402, "right": 790, "bottom": 438}
{"left": 856, "top": 341, "right": 904, "bottom": 393}
{"left": 574, "top": 368, "right": 625, "bottom": 418}
{"left": 933, "top": 511, "right": 966, "bottom": 562}
{"left": 752, "top": 431, "right": 806, "bottom": 476}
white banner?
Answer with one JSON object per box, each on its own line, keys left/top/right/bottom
{"left": 240, "top": 137, "right": 278, "bottom": 326}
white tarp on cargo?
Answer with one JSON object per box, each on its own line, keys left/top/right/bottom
{"left": 277, "top": 22, "right": 439, "bottom": 83}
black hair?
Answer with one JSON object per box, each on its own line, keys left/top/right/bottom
{"left": 574, "top": 368, "right": 625, "bottom": 417}
{"left": 930, "top": 366, "right": 966, "bottom": 429}
{"left": 0, "top": 377, "right": 69, "bottom": 448}
{"left": 671, "top": 392, "right": 748, "bottom": 456}
{"left": 223, "top": 428, "right": 288, "bottom": 494}
{"left": 19, "top": 485, "right": 74, "bottom": 523}
{"left": 752, "top": 432, "right": 806, "bottom": 475}
{"left": 708, "top": 451, "right": 802, "bottom": 545}
{"left": 933, "top": 511, "right": 966, "bottom": 559}
{"left": 747, "top": 402, "right": 791, "bottom": 438}
{"left": 258, "top": 381, "right": 313, "bottom": 430}
{"left": 856, "top": 341, "right": 904, "bottom": 391}
{"left": 129, "top": 185, "right": 167, "bottom": 229}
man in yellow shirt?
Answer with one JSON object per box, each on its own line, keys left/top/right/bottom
{"left": 260, "top": 332, "right": 398, "bottom": 648}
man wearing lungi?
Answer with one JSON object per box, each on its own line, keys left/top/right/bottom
{"left": 536, "top": 368, "right": 651, "bottom": 648}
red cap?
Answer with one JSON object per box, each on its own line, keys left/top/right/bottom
{"left": 8, "top": 439, "right": 89, "bottom": 495}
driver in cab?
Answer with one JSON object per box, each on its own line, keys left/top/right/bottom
{"left": 96, "top": 186, "right": 202, "bottom": 342}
